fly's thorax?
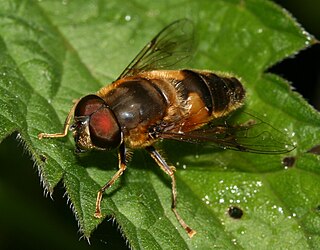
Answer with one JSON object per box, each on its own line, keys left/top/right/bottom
{"left": 95, "top": 72, "right": 190, "bottom": 148}
{"left": 99, "top": 78, "right": 169, "bottom": 131}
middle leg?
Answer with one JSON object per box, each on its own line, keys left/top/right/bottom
{"left": 145, "top": 145, "right": 196, "bottom": 238}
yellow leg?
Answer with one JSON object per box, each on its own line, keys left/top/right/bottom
{"left": 146, "top": 146, "right": 196, "bottom": 238}
{"left": 38, "top": 102, "right": 77, "bottom": 139}
{"left": 94, "top": 143, "right": 127, "bottom": 218}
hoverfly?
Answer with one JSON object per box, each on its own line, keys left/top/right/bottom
{"left": 38, "top": 19, "right": 294, "bottom": 238}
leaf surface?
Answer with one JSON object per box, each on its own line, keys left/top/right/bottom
{"left": 0, "top": 0, "right": 319, "bottom": 248}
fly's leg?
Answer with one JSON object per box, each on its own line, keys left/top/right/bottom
{"left": 38, "top": 101, "right": 78, "bottom": 139}
{"left": 146, "top": 146, "right": 196, "bottom": 238}
{"left": 94, "top": 143, "right": 127, "bottom": 218}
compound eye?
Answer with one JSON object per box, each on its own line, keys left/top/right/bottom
{"left": 74, "top": 95, "right": 122, "bottom": 150}
{"left": 89, "top": 107, "right": 122, "bottom": 149}
{"left": 75, "top": 95, "right": 105, "bottom": 117}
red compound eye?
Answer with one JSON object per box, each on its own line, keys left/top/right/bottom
{"left": 75, "top": 95, "right": 104, "bottom": 116}
{"left": 89, "top": 107, "right": 121, "bottom": 149}
{"left": 74, "top": 95, "right": 122, "bottom": 149}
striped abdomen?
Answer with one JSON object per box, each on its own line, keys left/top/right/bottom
{"left": 177, "top": 69, "right": 245, "bottom": 131}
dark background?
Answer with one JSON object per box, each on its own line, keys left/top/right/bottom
{"left": 272, "top": 0, "right": 320, "bottom": 110}
{"left": 0, "top": 1, "right": 319, "bottom": 249}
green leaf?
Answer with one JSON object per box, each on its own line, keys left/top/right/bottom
{"left": 1, "top": 0, "right": 319, "bottom": 249}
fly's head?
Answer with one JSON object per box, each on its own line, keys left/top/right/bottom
{"left": 71, "top": 95, "right": 122, "bottom": 153}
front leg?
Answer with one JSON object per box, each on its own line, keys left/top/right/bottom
{"left": 38, "top": 101, "right": 78, "bottom": 139}
{"left": 145, "top": 146, "right": 196, "bottom": 238}
{"left": 94, "top": 142, "right": 127, "bottom": 218}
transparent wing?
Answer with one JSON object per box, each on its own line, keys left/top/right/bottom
{"left": 117, "top": 19, "right": 194, "bottom": 79}
{"left": 161, "top": 113, "right": 296, "bottom": 154}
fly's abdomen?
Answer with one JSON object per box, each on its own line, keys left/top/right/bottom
{"left": 182, "top": 70, "right": 245, "bottom": 118}
{"left": 179, "top": 70, "right": 245, "bottom": 130}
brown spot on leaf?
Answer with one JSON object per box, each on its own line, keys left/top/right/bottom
{"left": 228, "top": 206, "right": 243, "bottom": 219}
{"left": 307, "top": 145, "right": 320, "bottom": 155}
{"left": 282, "top": 156, "right": 296, "bottom": 168}
{"left": 39, "top": 154, "right": 47, "bottom": 163}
